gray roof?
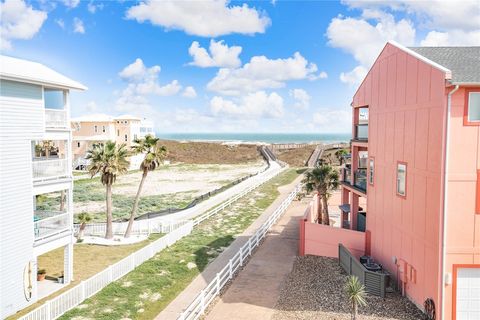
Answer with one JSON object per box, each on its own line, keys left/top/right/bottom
{"left": 408, "top": 47, "right": 480, "bottom": 83}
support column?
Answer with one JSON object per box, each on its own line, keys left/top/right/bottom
{"left": 64, "top": 243, "right": 74, "bottom": 284}
{"left": 341, "top": 188, "right": 350, "bottom": 228}
{"left": 351, "top": 193, "right": 359, "bottom": 231}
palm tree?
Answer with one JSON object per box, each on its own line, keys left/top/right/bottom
{"left": 124, "top": 135, "right": 167, "bottom": 238}
{"left": 86, "top": 141, "right": 129, "bottom": 239}
{"left": 335, "top": 149, "right": 349, "bottom": 165}
{"left": 303, "top": 165, "right": 339, "bottom": 225}
{"left": 345, "top": 275, "right": 367, "bottom": 320}
{"left": 77, "top": 212, "right": 92, "bottom": 240}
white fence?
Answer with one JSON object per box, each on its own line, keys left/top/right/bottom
{"left": 178, "top": 184, "right": 302, "bottom": 320}
{"left": 19, "top": 165, "right": 285, "bottom": 320}
{"left": 32, "top": 159, "right": 69, "bottom": 180}
{"left": 19, "top": 221, "right": 193, "bottom": 320}
{"left": 73, "top": 219, "right": 190, "bottom": 237}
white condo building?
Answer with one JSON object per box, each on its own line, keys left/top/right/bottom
{"left": 0, "top": 55, "right": 86, "bottom": 318}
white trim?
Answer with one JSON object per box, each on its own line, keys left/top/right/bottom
{"left": 387, "top": 40, "right": 452, "bottom": 79}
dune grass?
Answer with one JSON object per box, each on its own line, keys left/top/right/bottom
{"left": 60, "top": 168, "right": 302, "bottom": 320}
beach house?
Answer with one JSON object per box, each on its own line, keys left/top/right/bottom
{"left": 0, "top": 55, "right": 86, "bottom": 318}
{"left": 300, "top": 42, "right": 480, "bottom": 319}
{"left": 71, "top": 114, "right": 154, "bottom": 170}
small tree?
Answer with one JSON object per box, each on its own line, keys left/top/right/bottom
{"left": 124, "top": 135, "right": 167, "bottom": 238}
{"left": 335, "top": 149, "right": 349, "bottom": 165}
{"left": 303, "top": 165, "right": 339, "bottom": 225}
{"left": 77, "top": 212, "right": 92, "bottom": 240}
{"left": 345, "top": 275, "right": 367, "bottom": 320}
{"left": 86, "top": 141, "right": 129, "bottom": 239}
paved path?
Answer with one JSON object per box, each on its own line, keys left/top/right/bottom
{"left": 155, "top": 173, "right": 304, "bottom": 320}
{"left": 204, "top": 191, "right": 308, "bottom": 320}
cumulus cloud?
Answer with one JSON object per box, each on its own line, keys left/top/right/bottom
{"left": 73, "top": 17, "right": 85, "bottom": 34}
{"left": 188, "top": 39, "right": 242, "bottom": 68}
{"left": 290, "top": 89, "right": 311, "bottom": 110}
{"left": 116, "top": 58, "right": 182, "bottom": 110}
{"left": 332, "top": 1, "right": 480, "bottom": 85}
{"left": 87, "top": 1, "right": 104, "bottom": 14}
{"left": 182, "top": 86, "right": 197, "bottom": 98}
{"left": 61, "top": 0, "right": 80, "bottom": 8}
{"left": 207, "top": 52, "right": 324, "bottom": 95}
{"left": 210, "top": 91, "right": 284, "bottom": 119}
{"left": 312, "top": 107, "right": 352, "bottom": 132}
{"left": 126, "top": 0, "right": 271, "bottom": 37}
{"left": 0, "top": 0, "right": 47, "bottom": 50}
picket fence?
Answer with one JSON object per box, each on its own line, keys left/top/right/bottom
{"left": 178, "top": 183, "right": 302, "bottom": 320}
{"left": 18, "top": 167, "right": 284, "bottom": 320}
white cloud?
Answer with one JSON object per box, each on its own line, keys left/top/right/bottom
{"left": 182, "top": 86, "right": 197, "bottom": 98}
{"left": 87, "top": 1, "right": 104, "bottom": 14}
{"left": 55, "top": 18, "right": 65, "bottom": 29}
{"left": 188, "top": 39, "right": 242, "bottom": 68}
{"left": 210, "top": 91, "right": 284, "bottom": 119}
{"left": 126, "top": 0, "right": 271, "bottom": 37}
{"left": 339, "top": 66, "right": 368, "bottom": 86}
{"left": 85, "top": 101, "right": 97, "bottom": 112}
{"left": 312, "top": 107, "right": 352, "bottom": 133}
{"left": 0, "top": 0, "right": 47, "bottom": 50}
{"left": 116, "top": 58, "right": 182, "bottom": 110}
{"left": 289, "top": 89, "right": 311, "bottom": 109}
{"left": 61, "top": 0, "right": 80, "bottom": 9}
{"left": 207, "top": 52, "right": 324, "bottom": 95}
{"left": 421, "top": 30, "right": 480, "bottom": 46}
{"left": 73, "top": 17, "right": 85, "bottom": 34}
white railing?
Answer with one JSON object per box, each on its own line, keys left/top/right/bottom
{"left": 73, "top": 219, "right": 190, "bottom": 237}
{"left": 45, "top": 108, "right": 67, "bottom": 128}
{"left": 34, "top": 212, "right": 70, "bottom": 241}
{"left": 19, "top": 164, "right": 285, "bottom": 320}
{"left": 20, "top": 221, "right": 194, "bottom": 320}
{"left": 178, "top": 183, "right": 302, "bottom": 320}
{"left": 32, "top": 159, "right": 69, "bottom": 181}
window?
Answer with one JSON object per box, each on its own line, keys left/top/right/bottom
{"left": 468, "top": 92, "right": 480, "bottom": 122}
{"left": 77, "top": 142, "right": 80, "bottom": 148}
{"left": 102, "top": 126, "right": 106, "bottom": 133}
{"left": 369, "top": 158, "right": 374, "bottom": 185}
{"left": 125, "top": 134, "right": 128, "bottom": 142}
{"left": 134, "top": 134, "right": 137, "bottom": 140}
{"left": 397, "top": 163, "right": 407, "bottom": 197}
{"left": 44, "top": 89, "right": 65, "bottom": 109}
{"left": 117, "top": 129, "right": 120, "bottom": 137}
{"left": 94, "top": 125, "right": 98, "bottom": 133}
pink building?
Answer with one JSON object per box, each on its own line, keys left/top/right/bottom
{"left": 301, "top": 42, "right": 479, "bottom": 319}
{"left": 343, "top": 42, "right": 480, "bottom": 319}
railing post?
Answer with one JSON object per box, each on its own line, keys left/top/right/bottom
{"left": 200, "top": 289, "right": 206, "bottom": 313}
{"left": 80, "top": 280, "right": 85, "bottom": 300}
{"left": 215, "top": 273, "right": 220, "bottom": 294}
{"left": 46, "top": 300, "right": 52, "bottom": 319}
{"left": 228, "top": 259, "right": 233, "bottom": 279}
{"left": 239, "top": 246, "right": 243, "bottom": 266}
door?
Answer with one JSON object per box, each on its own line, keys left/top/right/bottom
{"left": 455, "top": 267, "right": 480, "bottom": 320}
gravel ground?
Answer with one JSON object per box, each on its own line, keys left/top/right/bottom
{"left": 272, "top": 256, "right": 425, "bottom": 320}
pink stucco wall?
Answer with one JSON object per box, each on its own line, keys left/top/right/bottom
{"left": 353, "top": 43, "right": 447, "bottom": 314}
{"left": 299, "top": 195, "right": 365, "bottom": 258}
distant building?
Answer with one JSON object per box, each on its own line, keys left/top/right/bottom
{"left": 71, "top": 114, "right": 154, "bottom": 170}
{"left": 0, "top": 55, "right": 86, "bottom": 318}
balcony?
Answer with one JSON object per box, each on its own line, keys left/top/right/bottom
{"left": 354, "top": 124, "right": 368, "bottom": 141}
{"left": 342, "top": 167, "right": 352, "bottom": 184}
{"left": 354, "top": 169, "right": 367, "bottom": 193}
{"left": 32, "top": 158, "right": 69, "bottom": 181}
{"left": 45, "top": 108, "right": 67, "bottom": 129}
{"left": 34, "top": 211, "right": 70, "bottom": 241}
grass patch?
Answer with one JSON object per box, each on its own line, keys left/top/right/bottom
{"left": 10, "top": 234, "right": 163, "bottom": 320}
{"left": 60, "top": 168, "right": 301, "bottom": 320}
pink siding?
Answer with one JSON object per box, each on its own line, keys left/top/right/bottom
{"left": 353, "top": 43, "right": 447, "bottom": 315}
{"left": 443, "top": 87, "right": 480, "bottom": 318}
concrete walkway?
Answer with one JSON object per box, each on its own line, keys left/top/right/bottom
{"left": 155, "top": 173, "right": 304, "bottom": 320}
{"left": 204, "top": 190, "right": 307, "bottom": 320}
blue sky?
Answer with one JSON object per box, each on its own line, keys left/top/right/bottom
{"left": 2, "top": 0, "right": 479, "bottom": 133}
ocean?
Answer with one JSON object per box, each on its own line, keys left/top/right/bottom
{"left": 156, "top": 133, "right": 351, "bottom": 144}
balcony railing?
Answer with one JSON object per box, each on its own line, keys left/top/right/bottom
{"left": 342, "top": 167, "right": 352, "bottom": 184}
{"left": 354, "top": 169, "right": 367, "bottom": 192}
{"left": 45, "top": 108, "right": 67, "bottom": 128}
{"left": 355, "top": 124, "right": 368, "bottom": 141}
{"left": 32, "top": 158, "right": 69, "bottom": 181}
{"left": 34, "top": 212, "right": 70, "bottom": 241}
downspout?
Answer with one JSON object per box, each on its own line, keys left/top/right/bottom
{"left": 441, "top": 84, "right": 459, "bottom": 320}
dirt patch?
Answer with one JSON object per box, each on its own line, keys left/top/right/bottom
{"left": 159, "top": 140, "right": 262, "bottom": 164}
{"left": 275, "top": 146, "right": 316, "bottom": 167}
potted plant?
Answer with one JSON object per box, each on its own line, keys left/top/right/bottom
{"left": 37, "top": 269, "right": 46, "bottom": 281}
